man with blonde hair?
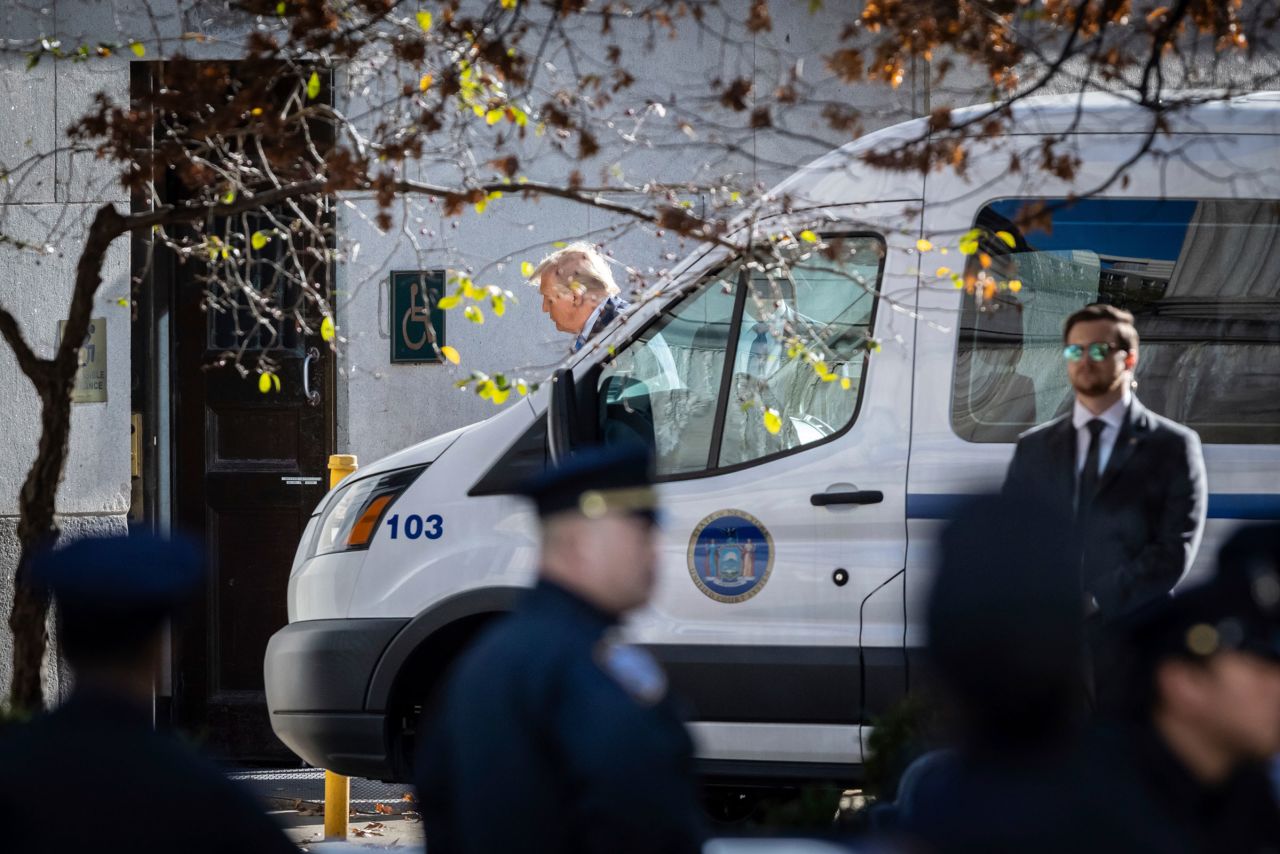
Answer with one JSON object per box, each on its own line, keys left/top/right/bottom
{"left": 530, "top": 242, "right": 630, "bottom": 352}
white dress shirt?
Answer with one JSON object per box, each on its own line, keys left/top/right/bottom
{"left": 1073, "top": 387, "right": 1131, "bottom": 476}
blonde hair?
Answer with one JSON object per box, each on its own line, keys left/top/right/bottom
{"left": 528, "top": 242, "right": 620, "bottom": 298}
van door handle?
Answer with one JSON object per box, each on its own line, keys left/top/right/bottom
{"left": 810, "top": 490, "right": 883, "bottom": 507}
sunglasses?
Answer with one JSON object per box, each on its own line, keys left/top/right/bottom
{"left": 1063, "top": 342, "right": 1126, "bottom": 363}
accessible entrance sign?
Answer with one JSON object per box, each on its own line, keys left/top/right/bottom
{"left": 390, "top": 270, "right": 446, "bottom": 363}
{"left": 56, "top": 317, "right": 107, "bottom": 403}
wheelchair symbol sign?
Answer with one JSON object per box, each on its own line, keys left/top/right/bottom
{"left": 390, "top": 271, "right": 446, "bottom": 363}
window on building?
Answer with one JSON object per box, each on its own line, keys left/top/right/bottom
{"left": 597, "top": 235, "right": 884, "bottom": 477}
{"left": 952, "top": 198, "right": 1280, "bottom": 443}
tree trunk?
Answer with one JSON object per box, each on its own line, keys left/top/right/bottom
{"left": 5, "top": 204, "right": 125, "bottom": 711}
{"left": 7, "top": 389, "right": 72, "bottom": 710}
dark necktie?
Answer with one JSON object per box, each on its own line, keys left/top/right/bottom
{"left": 1077, "top": 418, "right": 1106, "bottom": 519}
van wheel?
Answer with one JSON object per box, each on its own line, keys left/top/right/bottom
{"left": 386, "top": 613, "right": 500, "bottom": 780}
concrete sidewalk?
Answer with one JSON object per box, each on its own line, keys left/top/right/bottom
{"left": 273, "top": 810, "right": 425, "bottom": 850}
{"left": 227, "top": 767, "right": 425, "bottom": 849}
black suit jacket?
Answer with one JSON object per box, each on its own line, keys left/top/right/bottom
{"left": 1003, "top": 397, "right": 1207, "bottom": 619}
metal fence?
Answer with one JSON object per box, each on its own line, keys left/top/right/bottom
{"left": 228, "top": 766, "right": 420, "bottom": 817}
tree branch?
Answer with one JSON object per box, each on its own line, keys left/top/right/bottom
{"left": 0, "top": 304, "right": 47, "bottom": 385}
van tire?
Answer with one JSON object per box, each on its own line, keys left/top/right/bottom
{"left": 385, "top": 612, "right": 502, "bottom": 780}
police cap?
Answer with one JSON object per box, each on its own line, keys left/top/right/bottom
{"left": 518, "top": 443, "right": 657, "bottom": 520}
{"left": 33, "top": 529, "right": 203, "bottom": 665}
{"left": 1125, "top": 523, "right": 1280, "bottom": 663}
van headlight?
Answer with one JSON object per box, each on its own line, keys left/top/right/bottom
{"left": 310, "top": 466, "right": 426, "bottom": 557}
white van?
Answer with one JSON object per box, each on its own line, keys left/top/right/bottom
{"left": 264, "top": 92, "right": 1280, "bottom": 784}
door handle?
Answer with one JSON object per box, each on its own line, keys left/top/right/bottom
{"left": 303, "top": 347, "right": 321, "bottom": 406}
{"left": 810, "top": 490, "right": 883, "bottom": 507}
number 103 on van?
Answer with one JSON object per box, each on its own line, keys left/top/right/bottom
{"left": 385, "top": 513, "right": 443, "bottom": 540}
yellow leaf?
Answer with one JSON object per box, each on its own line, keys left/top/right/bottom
{"left": 222, "top": 188, "right": 236, "bottom": 205}
{"left": 500, "top": 0, "right": 517, "bottom": 8}
{"left": 520, "top": 261, "right": 534, "bottom": 278}
{"left": 951, "top": 274, "right": 964, "bottom": 289}
{"left": 419, "top": 73, "right": 433, "bottom": 92}
{"left": 485, "top": 109, "right": 503, "bottom": 126}
{"left": 935, "top": 266, "right": 951, "bottom": 277}
{"left": 474, "top": 199, "right": 488, "bottom": 214}
{"left": 491, "top": 294, "right": 506, "bottom": 317}
{"left": 416, "top": 10, "right": 433, "bottom": 31}
{"left": 996, "top": 230, "right": 1016, "bottom": 248}
{"left": 1008, "top": 279, "right": 1023, "bottom": 293}
{"left": 491, "top": 387, "right": 510, "bottom": 404}
{"left": 464, "top": 305, "right": 484, "bottom": 324}
{"left": 320, "top": 316, "right": 335, "bottom": 342}
{"left": 436, "top": 294, "right": 461, "bottom": 309}
{"left": 306, "top": 71, "right": 321, "bottom": 100}
{"left": 476, "top": 379, "right": 494, "bottom": 399}
{"left": 258, "top": 372, "right": 273, "bottom": 394}
{"left": 799, "top": 229, "right": 819, "bottom": 244}
{"left": 116, "top": 297, "right": 129, "bottom": 307}
{"left": 813, "top": 360, "right": 829, "bottom": 378}
{"left": 552, "top": 241, "right": 567, "bottom": 248}
{"left": 959, "top": 239, "right": 979, "bottom": 256}
{"left": 840, "top": 376, "right": 851, "bottom": 390}
{"left": 440, "top": 345, "right": 460, "bottom": 364}
{"left": 462, "top": 280, "right": 484, "bottom": 300}
{"left": 251, "top": 231, "right": 270, "bottom": 250}
{"left": 129, "top": 42, "right": 145, "bottom": 57}
{"left": 251, "top": 107, "right": 264, "bottom": 116}
{"left": 916, "top": 238, "right": 933, "bottom": 252}
{"left": 763, "top": 408, "right": 782, "bottom": 435}
{"left": 276, "top": 0, "right": 286, "bottom": 13}
{"left": 516, "top": 379, "right": 528, "bottom": 395}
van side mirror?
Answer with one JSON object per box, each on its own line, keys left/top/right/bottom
{"left": 547, "top": 368, "right": 578, "bottom": 464}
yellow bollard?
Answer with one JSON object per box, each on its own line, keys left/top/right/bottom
{"left": 329, "top": 454, "right": 358, "bottom": 488}
{"left": 323, "top": 453, "right": 358, "bottom": 840}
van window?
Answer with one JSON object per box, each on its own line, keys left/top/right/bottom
{"left": 598, "top": 235, "right": 885, "bottom": 477}
{"left": 719, "top": 251, "right": 879, "bottom": 468}
{"left": 597, "top": 263, "right": 739, "bottom": 475}
{"left": 952, "top": 198, "right": 1280, "bottom": 444}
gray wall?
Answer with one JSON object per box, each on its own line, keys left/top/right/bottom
{"left": 0, "top": 0, "right": 135, "bottom": 700}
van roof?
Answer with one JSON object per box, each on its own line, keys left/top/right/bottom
{"left": 770, "top": 90, "right": 1280, "bottom": 208}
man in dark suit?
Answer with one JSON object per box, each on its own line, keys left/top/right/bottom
{"left": 1004, "top": 304, "right": 1207, "bottom": 703}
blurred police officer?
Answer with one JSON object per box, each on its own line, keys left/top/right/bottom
{"left": 415, "top": 444, "right": 704, "bottom": 854}
{"left": 1084, "top": 523, "right": 1280, "bottom": 853}
{"left": 0, "top": 531, "right": 296, "bottom": 854}
{"left": 890, "top": 492, "right": 1109, "bottom": 853}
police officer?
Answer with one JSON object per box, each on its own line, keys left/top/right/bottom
{"left": 414, "top": 444, "right": 705, "bottom": 854}
{"left": 0, "top": 531, "right": 297, "bottom": 854}
{"left": 889, "top": 492, "right": 1105, "bottom": 853}
{"left": 1082, "top": 523, "right": 1280, "bottom": 853}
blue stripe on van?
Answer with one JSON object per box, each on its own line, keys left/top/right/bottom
{"left": 906, "top": 493, "right": 1280, "bottom": 521}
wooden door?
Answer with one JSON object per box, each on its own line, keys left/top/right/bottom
{"left": 172, "top": 224, "right": 333, "bottom": 759}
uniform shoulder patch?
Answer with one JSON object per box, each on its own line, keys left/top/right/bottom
{"left": 594, "top": 640, "right": 667, "bottom": 706}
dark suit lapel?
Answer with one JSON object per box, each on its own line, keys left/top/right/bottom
{"left": 1045, "top": 415, "right": 1077, "bottom": 511}
{"left": 1096, "top": 396, "right": 1148, "bottom": 496}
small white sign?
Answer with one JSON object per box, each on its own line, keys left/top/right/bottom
{"left": 57, "top": 317, "right": 107, "bottom": 404}
{"left": 282, "top": 476, "right": 323, "bottom": 486}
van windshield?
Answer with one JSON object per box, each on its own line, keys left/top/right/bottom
{"left": 952, "top": 198, "right": 1280, "bottom": 444}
